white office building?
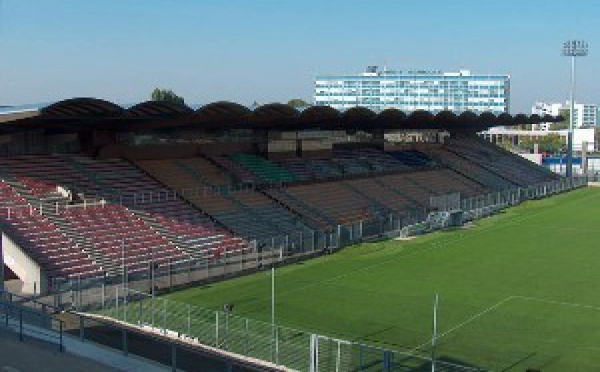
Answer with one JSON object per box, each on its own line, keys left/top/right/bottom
{"left": 315, "top": 67, "right": 510, "bottom": 114}
{"left": 532, "top": 101, "right": 597, "bottom": 130}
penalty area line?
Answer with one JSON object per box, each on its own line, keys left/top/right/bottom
{"left": 411, "top": 296, "right": 515, "bottom": 353}
{"left": 513, "top": 295, "right": 600, "bottom": 312}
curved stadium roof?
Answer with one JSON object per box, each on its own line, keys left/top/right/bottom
{"left": 0, "top": 97, "right": 563, "bottom": 133}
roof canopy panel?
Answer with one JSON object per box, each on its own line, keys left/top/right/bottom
{"left": 339, "top": 106, "right": 376, "bottom": 129}
{"left": 405, "top": 110, "right": 435, "bottom": 129}
{"left": 127, "top": 101, "right": 193, "bottom": 118}
{"left": 42, "top": 98, "right": 124, "bottom": 118}
{"left": 192, "top": 101, "right": 251, "bottom": 128}
{"left": 0, "top": 96, "right": 560, "bottom": 133}
{"left": 374, "top": 108, "right": 407, "bottom": 129}
{"left": 251, "top": 103, "right": 299, "bottom": 129}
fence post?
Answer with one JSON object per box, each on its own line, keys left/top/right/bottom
{"left": 59, "top": 320, "right": 64, "bottom": 352}
{"left": 101, "top": 282, "right": 105, "bottom": 310}
{"left": 215, "top": 311, "right": 219, "bottom": 347}
{"left": 80, "top": 316, "right": 85, "bottom": 342}
{"left": 244, "top": 318, "right": 249, "bottom": 355}
{"left": 78, "top": 275, "right": 82, "bottom": 310}
{"left": 122, "top": 329, "right": 128, "bottom": 356}
{"left": 359, "top": 344, "right": 364, "bottom": 371}
{"left": 163, "top": 299, "right": 167, "bottom": 335}
{"left": 115, "top": 286, "right": 119, "bottom": 319}
{"left": 139, "top": 297, "right": 143, "bottom": 325}
{"left": 168, "top": 258, "right": 172, "bottom": 289}
{"left": 187, "top": 305, "right": 191, "bottom": 335}
{"left": 171, "top": 344, "right": 177, "bottom": 372}
{"left": 19, "top": 309, "right": 23, "bottom": 341}
{"left": 275, "top": 325, "right": 279, "bottom": 365}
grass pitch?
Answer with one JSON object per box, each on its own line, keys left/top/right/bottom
{"left": 165, "top": 187, "right": 600, "bottom": 371}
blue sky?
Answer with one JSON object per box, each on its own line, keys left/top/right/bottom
{"left": 0, "top": 0, "right": 597, "bottom": 112}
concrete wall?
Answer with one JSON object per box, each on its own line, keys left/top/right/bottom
{"left": 1, "top": 233, "right": 46, "bottom": 294}
{"left": 97, "top": 143, "right": 257, "bottom": 160}
{"left": 519, "top": 153, "right": 543, "bottom": 165}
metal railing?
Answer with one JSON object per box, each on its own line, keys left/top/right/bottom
{"left": 44, "top": 176, "right": 588, "bottom": 296}
{"left": 32, "top": 176, "right": 589, "bottom": 372}
{"left": 0, "top": 290, "right": 280, "bottom": 372}
{"left": 0, "top": 292, "right": 64, "bottom": 352}
{"left": 92, "top": 286, "right": 483, "bottom": 372}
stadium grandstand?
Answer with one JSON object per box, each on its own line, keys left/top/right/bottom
{"left": 0, "top": 98, "right": 562, "bottom": 296}
{"left": 1, "top": 98, "right": 589, "bottom": 372}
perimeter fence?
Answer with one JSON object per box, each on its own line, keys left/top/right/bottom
{"left": 29, "top": 176, "right": 588, "bottom": 372}
{"left": 94, "top": 286, "right": 485, "bottom": 372}
{"left": 43, "top": 176, "right": 587, "bottom": 308}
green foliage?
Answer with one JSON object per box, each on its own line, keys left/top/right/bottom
{"left": 165, "top": 188, "right": 600, "bottom": 371}
{"left": 287, "top": 98, "right": 311, "bottom": 108}
{"left": 518, "top": 133, "right": 565, "bottom": 153}
{"left": 151, "top": 88, "right": 185, "bottom": 105}
{"left": 553, "top": 108, "right": 570, "bottom": 130}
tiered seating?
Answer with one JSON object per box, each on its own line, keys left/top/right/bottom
{"left": 377, "top": 174, "right": 434, "bottom": 206}
{"left": 226, "top": 190, "right": 314, "bottom": 239}
{"left": 138, "top": 158, "right": 313, "bottom": 240}
{"left": 342, "top": 178, "right": 419, "bottom": 213}
{"left": 422, "top": 146, "right": 515, "bottom": 190}
{"left": 270, "top": 149, "right": 435, "bottom": 183}
{"left": 58, "top": 204, "right": 189, "bottom": 274}
{"left": 305, "top": 158, "right": 344, "bottom": 179}
{"left": 377, "top": 169, "right": 486, "bottom": 207}
{"left": 70, "top": 157, "right": 247, "bottom": 259}
{"left": 407, "top": 169, "right": 486, "bottom": 198}
{"left": 264, "top": 188, "right": 334, "bottom": 229}
{"left": 0, "top": 181, "right": 101, "bottom": 279}
{"left": 176, "top": 157, "right": 234, "bottom": 187}
{"left": 354, "top": 149, "right": 412, "bottom": 171}
{"left": 0, "top": 155, "right": 246, "bottom": 265}
{"left": 469, "top": 136, "right": 558, "bottom": 182}
{"left": 387, "top": 150, "right": 433, "bottom": 167}
{"left": 206, "top": 154, "right": 260, "bottom": 184}
{"left": 230, "top": 153, "right": 298, "bottom": 183}
{"left": 446, "top": 138, "right": 556, "bottom": 186}
{"left": 268, "top": 182, "right": 376, "bottom": 228}
{"left": 330, "top": 150, "right": 372, "bottom": 175}
{"left": 0, "top": 156, "right": 96, "bottom": 195}
{"left": 17, "top": 176, "right": 57, "bottom": 196}
{"left": 277, "top": 158, "right": 316, "bottom": 181}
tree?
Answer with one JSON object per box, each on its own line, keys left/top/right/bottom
{"left": 287, "top": 98, "right": 311, "bottom": 108}
{"left": 151, "top": 88, "right": 185, "bottom": 105}
{"left": 518, "top": 134, "right": 565, "bottom": 154}
{"left": 553, "top": 109, "right": 570, "bottom": 130}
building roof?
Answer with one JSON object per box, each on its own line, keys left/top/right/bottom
{"left": 0, "top": 97, "right": 560, "bottom": 134}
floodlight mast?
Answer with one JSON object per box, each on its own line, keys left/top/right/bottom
{"left": 562, "top": 40, "right": 589, "bottom": 178}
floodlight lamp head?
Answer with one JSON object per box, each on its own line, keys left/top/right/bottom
{"left": 562, "top": 40, "right": 589, "bottom": 57}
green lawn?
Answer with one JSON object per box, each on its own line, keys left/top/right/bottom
{"left": 164, "top": 187, "right": 600, "bottom": 371}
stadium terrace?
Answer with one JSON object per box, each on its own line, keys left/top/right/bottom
{"left": 0, "top": 96, "right": 587, "bottom": 372}
{"left": 0, "top": 96, "right": 564, "bottom": 293}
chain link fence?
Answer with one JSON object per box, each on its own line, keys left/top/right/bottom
{"left": 96, "top": 286, "right": 483, "bottom": 372}
{"left": 28, "top": 176, "right": 588, "bottom": 371}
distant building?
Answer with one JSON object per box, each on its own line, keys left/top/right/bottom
{"left": 531, "top": 102, "right": 563, "bottom": 130}
{"left": 532, "top": 101, "right": 597, "bottom": 130}
{"left": 576, "top": 102, "right": 598, "bottom": 128}
{"left": 482, "top": 127, "right": 596, "bottom": 153}
{"left": 315, "top": 67, "right": 510, "bottom": 114}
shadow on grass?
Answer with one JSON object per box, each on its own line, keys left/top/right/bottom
{"left": 62, "top": 314, "right": 261, "bottom": 372}
{"left": 391, "top": 354, "right": 486, "bottom": 372}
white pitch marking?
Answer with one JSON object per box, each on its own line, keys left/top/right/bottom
{"left": 513, "top": 295, "right": 600, "bottom": 312}
{"left": 411, "top": 296, "right": 515, "bottom": 352}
